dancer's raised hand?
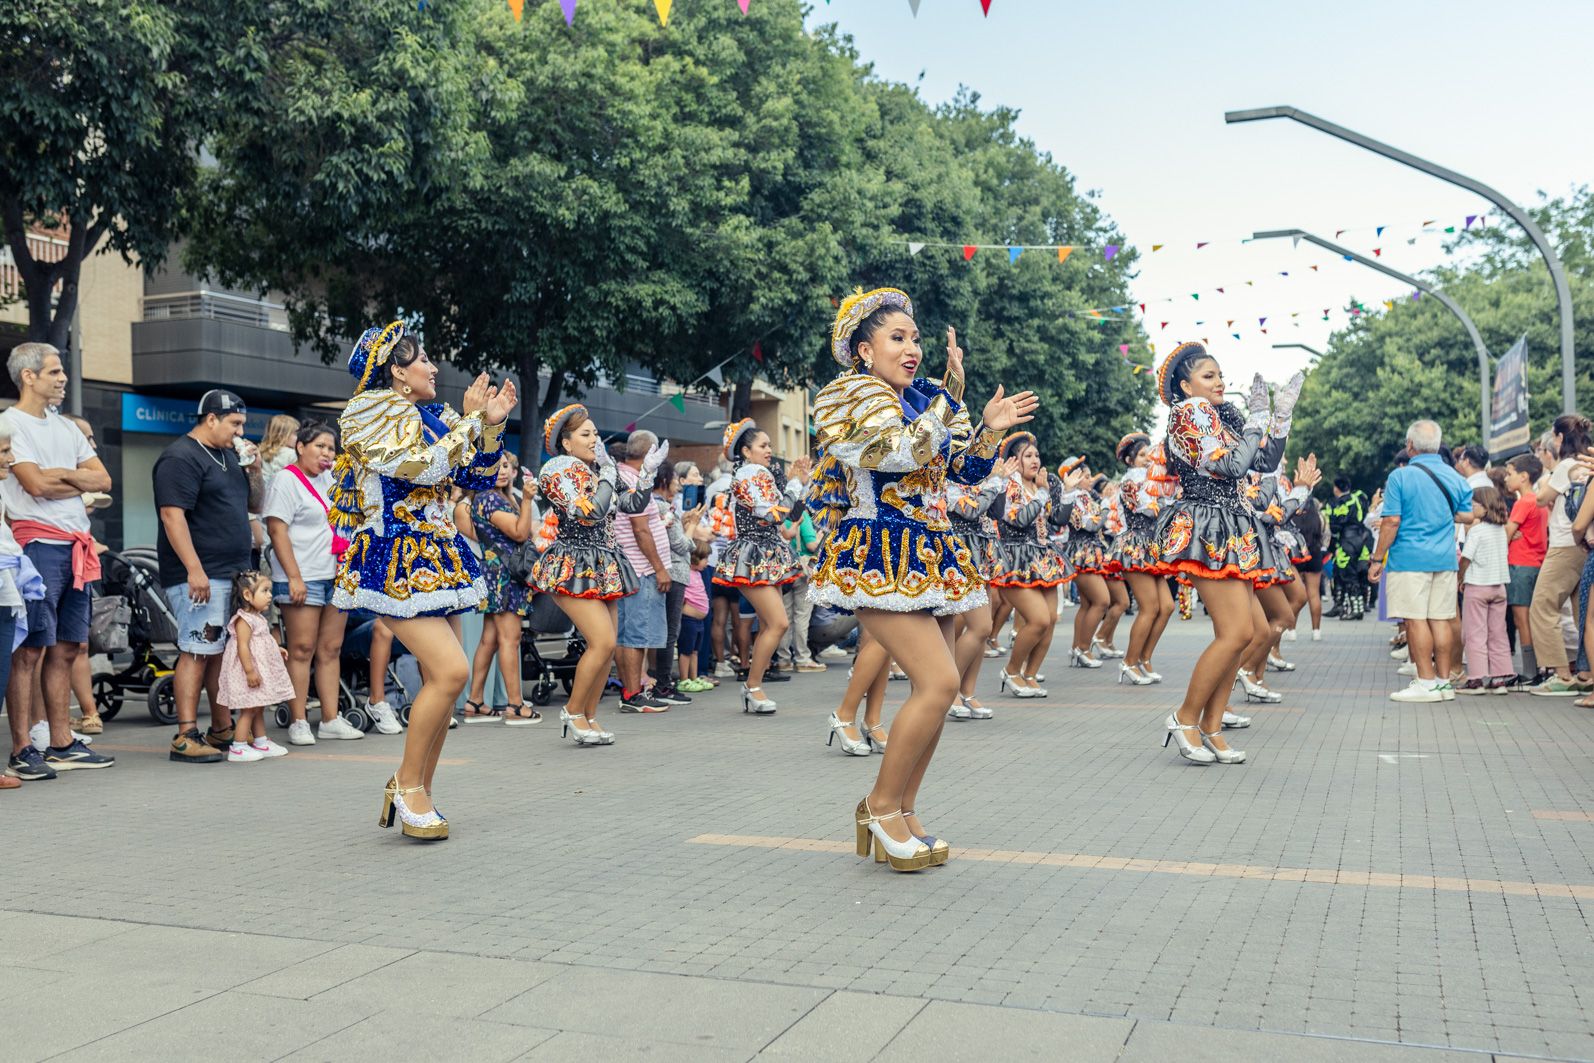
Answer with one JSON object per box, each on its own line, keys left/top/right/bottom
{"left": 1062, "top": 462, "right": 1090, "bottom": 491}
{"left": 485, "top": 378, "right": 518, "bottom": 424}
{"left": 461, "top": 372, "right": 491, "bottom": 416}
{"left": 983, "top": 386, "right": 1038, "bottom": 432}
{"left": 1246, "top": 373, "right": 1270, "bottom": 417}
{"left": 944, "top": 326, "right": 964, "bottom": 383}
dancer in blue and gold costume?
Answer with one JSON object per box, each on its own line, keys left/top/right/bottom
{"left": 331, "top": 321, "right": 516, "bottom": 840}
{"left": 808, "top": 287, "right": 1037, "bottom": 872}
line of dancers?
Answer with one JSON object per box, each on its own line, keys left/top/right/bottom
{"left": 329, "top": 294, "right": 1310, "bottom": 857}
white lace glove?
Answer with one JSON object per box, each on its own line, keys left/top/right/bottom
{"left": 637, "top": 439, "right": 670, "bottom": 490}
{"left": 593, "top": 437, "right": 618, "bottom": 485}
{"left": 1270, "top": 371, "right": 1306, "bottom": 438}
{"left": 1245, "top": 372, "right": 1270, "bottom": 431}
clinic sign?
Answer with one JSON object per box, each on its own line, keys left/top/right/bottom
{"left": 122, "top": 393, "right": 281, "bottom": 438}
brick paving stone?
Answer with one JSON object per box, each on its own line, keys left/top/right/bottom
{"left": 3, "top": 616, "right": 1594, "bottom": 1060}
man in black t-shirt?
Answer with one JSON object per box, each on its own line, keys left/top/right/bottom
{"left": 153, "top": 390, "right": 263, "bottom": 763}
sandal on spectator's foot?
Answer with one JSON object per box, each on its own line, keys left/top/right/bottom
{"left": 503, "top": 704, "right": 542, "bottom": 726}
{"left": 461, "top": 700, "right": 501, "bottom": 722}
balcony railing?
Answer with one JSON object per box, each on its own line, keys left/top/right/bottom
{"left": 0, "top": 232, "right": 71, "bottom": 301}
{"left": 143, "top": 290, "right": 289, "bottom": 331}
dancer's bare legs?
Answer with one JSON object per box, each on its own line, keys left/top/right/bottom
{"left": 1022, "top": 587, "right": 1059, "bottom": 679}
{"left": 1175, "top": 580, "right": 1258, "bottom": 754}
{"left": 383, "top": 616, "right": 468, "bottom": 817}
{"left": 552, "top": 596, "right": 618, "bottom": 737}
{"left": 955, "top": 600, "right": 994, "bottom": 706}
{"left": 860, "top": 609, "right": 958, "bottom": 846}
{"left": 1071, "top": 573, "right": 1108, "bottom": 655}
{"left": 1095, "top": 579, "right": 1129, "bottom": 652}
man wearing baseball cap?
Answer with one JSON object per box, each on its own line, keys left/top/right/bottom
{"left": 152, "top": 388, "right": 264, "bottom": 762}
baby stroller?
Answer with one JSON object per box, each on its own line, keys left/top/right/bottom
{"left": 91, "top": 547, "right": 182, "bottom": 724}
{"left": 521, "top": 592, "right": 586, "bottom": 707}
{"left": 267, "top": 613, "right": 416, "bottom": 733}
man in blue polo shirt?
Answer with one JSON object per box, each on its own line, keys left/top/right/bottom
{"left": 1368, "top": 420, "right": 1472, "bottom": 703}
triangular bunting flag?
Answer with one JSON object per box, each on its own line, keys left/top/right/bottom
{"left": 507, "top": 0, "right": 524, "bottom": 20}
{"left": 1291, "top": 235, "right": 1301, "bottom": 249}
{"left": 908, "top": 241, "right": 925, "bottom": 256}
{"left": 1407, "top": 237, "right": 1417, "bottom": 245}
{"left": 1057, "top": 246, "right": 1074, "bottom": 264}
{"left": 1376, "top": 225, "right": 1385, "bottom": 237}
{"left": 1342, "top": 254, "right": 1353, "bottom": 261}
{"left": 1119, "top": 344, "right": 1129, "bottom": 355}
{"left": 1216, "top": 288, "right": 1224, "bottom": 294}
{"left": 908, "top": 0, "right": 921, "bottom": 13}
{"left": 1190, "top": 293, "right": 1199, "bottom": 300}
{"left": 653, "top": 0, "right": 671, "bottom": 26}
{"left": 1226, "top": 320, "right": 1235, "bottom": 327}
{"left": 1138, "top": 303, "right": 1146, "bottom": 313}
{"left": 1258, "top": 317, "right": 1267, "bottom": 326}
{"left": 981, "top": 0, "right": 993, "bottom": 13}
{"left": 1310, "top": 265, "right": 1318, "bottom": 271}
{"left": 1104, "top": 245, "right": 1119, "bottom": 261}
{"left": 1383, "top": 300, "right": 1394, "bottom": 311}
{"left": 1009, "top": 247, "right": 1022, "bottom": 264}
{"left": 1372, "top": 248, "right": 1381, "bottom": 257}
{"left": 962, "top": 245, "right": 977, "bottom": 261}
{"left": 669, "top": 392, "right": 686, "bottom": 413}
{"left": 1196, "top": 242, "right": 1209, "bottom": 250}
{"left": 1465, "top": 215, "right": 1477, "bottom": 228}
{"left": 1261, "top": 328, "right": 1268, "bottom": 334}
{"left": 1245, "top": 280, "right": 1254, "bottom": 286}
{"left": 624, "top": 421, "right": 638, "bottom": 433}
{"left": 1232, "top": 333, "right": 1241, "bottom": 340}
{"left": 1444, "top": 226, "right": 1455, "bottom": 233}
{"left": 1151, "top": 244, "right": 1164, "bottom": 252}
{"left": 752, "top": 341, "right": 764, "bottom": 364}
{"left": 739, "top": 0, "right": 752, "bottom": 12}
{"left": 561, "top": 0, "right": 578, "bottom": 22}
{"left": 1335, "top": 229, "right": 1345, "bottom": 239}
{"left": 1160, "top": 322, "right": 1169, "bottom": 330}
{"left": 1279, "top": 271, "right": 1289, "bottom": 277}
{"left": 1422, "top": 219, "right": 1435, "bottom": 227}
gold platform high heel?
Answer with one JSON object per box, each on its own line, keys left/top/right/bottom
{"left": 378, "top": 775, "right": 399, "bottom": 828}
{"left": 855, "top": 798, "right": 932, "bottom": 872}
{"left": 389, "top": 783, "right": 449, "bottom": 840}
{"left": 902, "top": 809, "right": 950, "bottom": 866}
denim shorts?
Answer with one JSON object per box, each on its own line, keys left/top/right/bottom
{"left": 164, "top": 581, "right": 232, "bottom": 656}
{"left": 1506, "top": 564, "right": 1539, "bottom": 607}
{"left": 273, "top": 579, "right": 335, "bottom": 607}
{"left": 617, "top": 577, "right": 666, "bottom": 649}
{"left": 22, "top": 542, "right": 91, "bottom": 649}
{"left": 677, "top": 615, "right": 705, "bottom": 656}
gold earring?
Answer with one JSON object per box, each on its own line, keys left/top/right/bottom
{"left": 401, "top": 383, "right": 413, "bottom": 395}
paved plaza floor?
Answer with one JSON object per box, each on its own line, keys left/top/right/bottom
{"left": 4, "top": 612, "right": 1593, "bottom": 1061}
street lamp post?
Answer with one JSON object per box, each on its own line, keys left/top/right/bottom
{"left": 1226, "top": 106, "right": 1575, "bottom": 414}
{"left": 1271, "top": 342, "right": 1323, "bottom": 359}
{"left": 1253, "top": 229, "right": 1492, "bottom": 446}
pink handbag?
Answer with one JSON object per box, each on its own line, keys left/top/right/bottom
{"left": 287, "top": 464, "right": 352, "bottom": 558}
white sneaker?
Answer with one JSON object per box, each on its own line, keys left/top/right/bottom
{"left": 317, "top": 715, "right": 366, "bottom": 741}
{"left": 30, "top": 721, "right": 92, "bottom": 747}
{"left": 713, "top": 661, "right": 737, "bottom": 679}
{"left": 227, "top": 742, "right": 264, "bottom": 763}
{"left": 287, "top": 720, "right": 316, "bottom": 745}
{"left": 1390, "top": 645, "right": 1410, "bottom": 661}
{"left": 250, "top": 738, "right": 289, "bottom": 758}
{"left": 367, "top": 701, "right": 403, "bottom": 735}
{"left": 1396, "top": 662, "right": 1417, "bottom": 677}
{"left": 1282, "top": 629, "right": 1296, "bottom": 642}
{"left": 1390, "top": 680, "right": 1443, "bottom": 703}
{"left": 817, "top": 646, "right": 850, "bottom": 661}
{"left": 1311, "top": 629, "right": 1322, "bottom": 642}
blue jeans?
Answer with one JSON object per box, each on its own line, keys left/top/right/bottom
{"left": 0, "top": 611, "right": 15, "bottom": 720}
{"left": 1576, "top": 551, "right": 1594, "bottom": 674}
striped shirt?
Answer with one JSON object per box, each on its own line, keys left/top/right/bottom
{"left": 1460, "top": 521, "right": 1508, "bottom": 586}
{"left": 614, "top": 463, "right": 670, "bottom": 578}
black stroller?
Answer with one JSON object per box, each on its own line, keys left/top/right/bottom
{"left": 91, "top": 547, "right": 182, "bottom": 724}
{"left": 521, "top": 593, "right": 586, "bottom": 706}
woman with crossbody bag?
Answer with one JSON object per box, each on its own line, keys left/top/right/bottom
{"left": 264, "top": 424, "right": 374, "bottom": 742}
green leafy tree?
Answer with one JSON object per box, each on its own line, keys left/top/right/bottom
{"left": 0, "top": 0, "right": 216, "bottom": 349}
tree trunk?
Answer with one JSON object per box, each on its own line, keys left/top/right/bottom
{"left": 731, "top": 374, "right": 753, "bottom": 421}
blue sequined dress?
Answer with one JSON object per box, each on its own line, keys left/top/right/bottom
{"left": 807, "top": 372, "right": 1004, "bottom": 616}
{"left": 331, "top": 389, "right": 505, "bottom": 617}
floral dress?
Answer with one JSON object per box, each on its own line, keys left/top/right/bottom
{"left": 1065, "top": 490, "right": 1111, "bottom": 575}
{"left": 807, "top": 372, "right": 1003, "bottom": 615}
{"left": 331, "top": 390, "right": 505, "bottom": 617}
{"left": 946, "top": 473, "right": 1005, "bottom": 581}
{"left": 471, "top": 491, "right": 530, "bottom": 616}
{"left": 712, "top": 464, "right": 803, "bottom": 587}
{"left": 529, "top": 456, "right": 651, "bottom": 600}
{"left": 1153, "top": 397, "right": 1288, "bottom": 583}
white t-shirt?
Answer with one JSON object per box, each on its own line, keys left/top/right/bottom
{"left": 0, "top": 407, "right": 95, "bottom": 541}
{"left": 1460, "top": 522, "right": 1509, "bottom": 586}
{"left": 0, "top": 496, "right": 23, "bottom": 608}
{"left": 1465, "top": 471, "right": 1491, "bottom": 489}
{"left": 262, "top": 467, "right": 336, "bottom": 581}
{"left": 1545, "top": 457, "right": 1589, "bottom": 548}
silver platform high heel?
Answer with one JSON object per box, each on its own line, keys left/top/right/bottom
{"left": 1070, "top": 648, "right": 1103, "bottom": 669}
{"left": 1237, "top": 673, "right": 1283, "bottom": 703}
{"left": 1163, "top": 714, "right": 1216, "bottom": 764}
{"left": 827, "top": 713, "right": 872, "bottom": 756}
{"left": 1201, "top": 729, "right": 1247, "bottom": 764}
{"left": 960, "top": 695, "right": 992, "bottom": 720}
{"left": 865, "top": 723, "right": 889, "bottom": 753}
{"left": 559, "top": 710, "right": 601, "bottom": 746}
{"left": 742, "top": 685, "right": 777, "bottom": 714}
{"left": 1222, "top": 710, "right": 1252, "bottom": 729}
{"left": 1092, "top": 639, "right": 1124, "bottom": 660}
{"left": 1118, "top": 663, "right": 1153, "bottom": 686}
{"left": 1267, "top": 653, "right": 1296, "bottom": 672}
{"left": 1000, "top": 671, "right": 1044, "bottom": 698}
{"left": 1022, "top": 673, "right": 1048, "bottom": 697}
{"left": 1140, "top": 663, "right": 1163, "bottom": 682}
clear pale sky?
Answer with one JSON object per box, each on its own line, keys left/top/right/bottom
{"left": 802, "top": 0, "right": 1592, "bottom": 392}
